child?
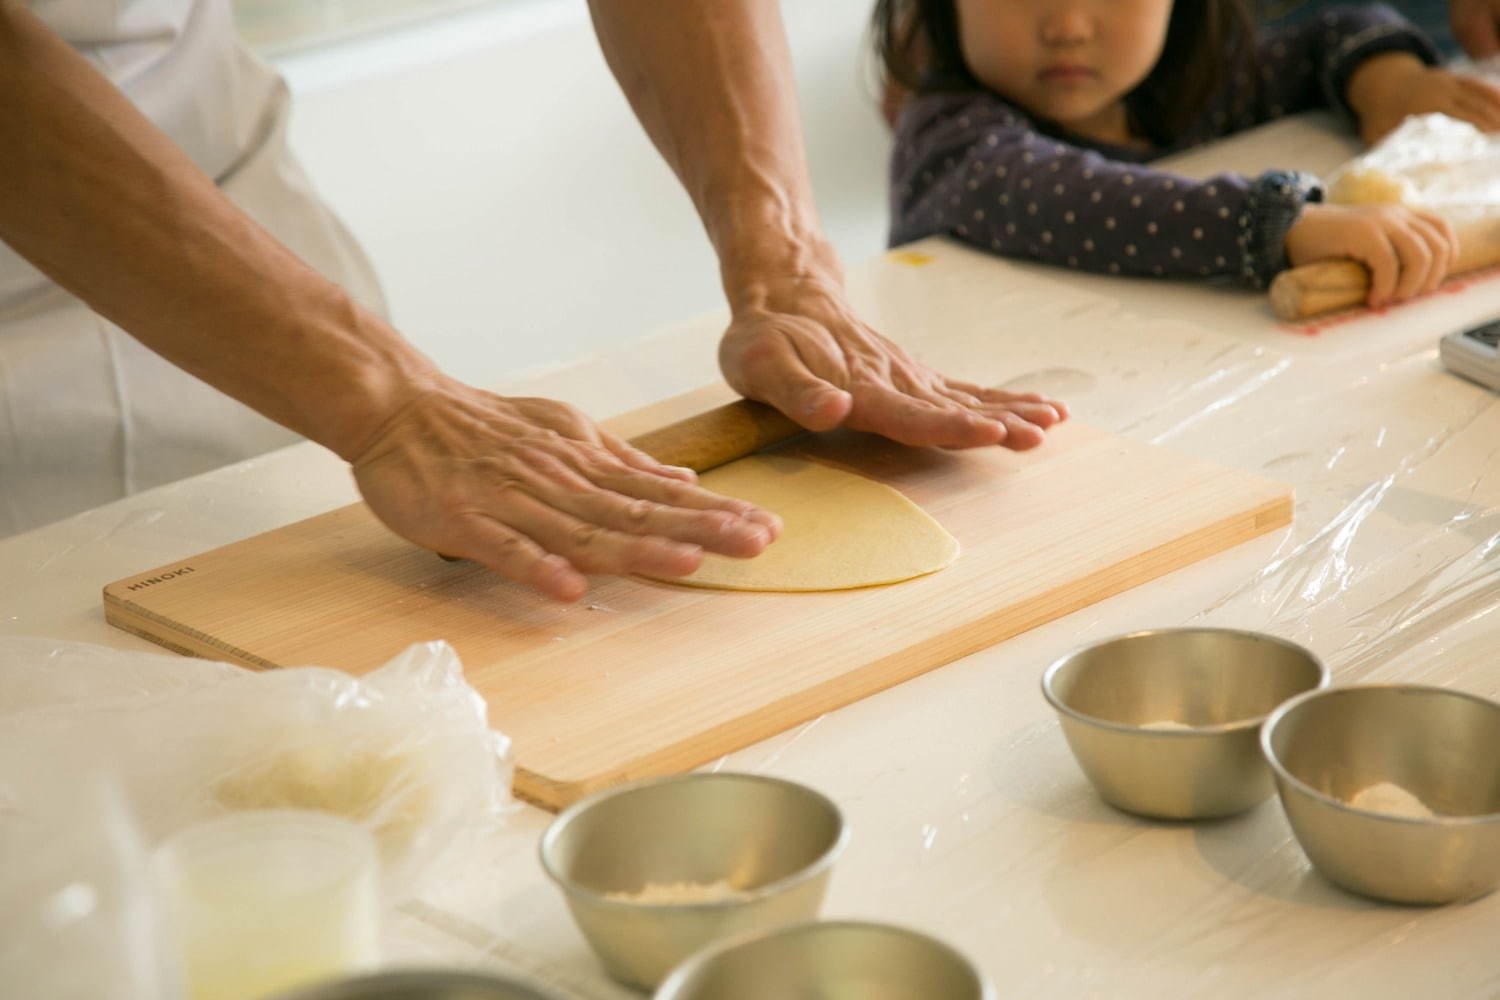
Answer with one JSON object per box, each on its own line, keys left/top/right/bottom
{"left": 874, "top": 2, "right": 1500, "bottom": 308}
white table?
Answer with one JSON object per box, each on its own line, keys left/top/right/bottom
{"left": 4, "top": 114, "right": 1500, "bottom": 998}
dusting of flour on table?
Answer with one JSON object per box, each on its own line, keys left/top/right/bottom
{"left": 1347, "top": 781, "right": 1434, "bottom": 819}
{"left": 606, "top": 879, "right": 748, "bottom": 904}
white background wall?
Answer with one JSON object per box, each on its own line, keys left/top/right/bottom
{"left": 271, "top": 0, "right": 892, "bottom": 390}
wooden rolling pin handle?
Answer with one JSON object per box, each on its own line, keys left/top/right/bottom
{"left": 1268, "top": 260, "right": 1371, "bottom": 321}
{"left": 626, "top": 398, "right": 805, "bottom": 473}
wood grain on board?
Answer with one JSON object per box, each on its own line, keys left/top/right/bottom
{"left": 104, "top": 394, "right": 1291, "bottom": 811}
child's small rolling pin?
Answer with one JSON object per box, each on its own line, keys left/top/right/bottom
{"left": 1269, "top": 216, "right": 1500, "bottom": 322}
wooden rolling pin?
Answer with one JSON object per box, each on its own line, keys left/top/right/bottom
{"left": 1270, "top": 215, "right": 1500, "bottom": 321}
{"left": 627, "top": 398, "right": 804, "bottom": 472}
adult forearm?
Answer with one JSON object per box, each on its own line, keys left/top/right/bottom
{"left": 587, "top": 1, "right": 1066, "bottom": 454}
{"left": 0, "top": 5, "right": 434, "bottom": 461}
{"left": 585, "top": 0, "right": 840, "bottom": 310}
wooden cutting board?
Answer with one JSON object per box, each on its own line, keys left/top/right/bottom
{"left": 104, "top": 411, "right": 1291, "bottom": 811}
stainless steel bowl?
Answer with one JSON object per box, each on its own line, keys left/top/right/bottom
{"left": 1262, "top": 683, "right": 1500, "bottom": 905}
{"left": 539, "top": 772, "right": 847, "bottom": 990}
{"left": 652, "top": 920, "right": 995, "bottom": 1000}
{"left": 265, "top": 969, "right": 569, "bottom": 1000}
{"left": 1042, "top": 628, "right": 1328, "bottom": 819}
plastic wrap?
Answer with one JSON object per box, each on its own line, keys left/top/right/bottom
{"left": 688, "top": 228, "right": 1500, "bottom": 997}
{"left": 1326, "top": 112, "right": 1500, "bottom": 219}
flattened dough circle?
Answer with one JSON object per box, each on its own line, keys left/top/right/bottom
{"left": 643, "top": 454, "right": 960, "bottom": 592}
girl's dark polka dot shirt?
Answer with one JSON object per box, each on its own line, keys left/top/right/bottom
{"left": 888, "top": 4, "right": 1439, "bottom": 287}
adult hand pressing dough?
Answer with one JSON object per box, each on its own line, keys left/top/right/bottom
{"left": 641, "top": 454, "right": 959, "bottom": 592}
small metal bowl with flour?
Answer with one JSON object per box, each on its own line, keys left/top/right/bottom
{"left": 1041, "top": 628, "right": 1328, "bottom": 819}
{"left": 539, "top": 772, "right": 847, "bottom": 991}
{"left": 1261, "top": 683, "right": 1500, "bottom": 905}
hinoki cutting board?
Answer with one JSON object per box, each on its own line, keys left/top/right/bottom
{"left": 104, "top": 418, "right": 1291, "bottom": 811}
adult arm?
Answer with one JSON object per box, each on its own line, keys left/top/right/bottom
{"left": 586, "top": 0, "right": 1066, "bottom": 451}
{"left": 0, "top": 2, "right": 777, "bottom": 601}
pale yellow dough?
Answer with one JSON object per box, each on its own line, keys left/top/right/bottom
{"left": 1327, "top": 165, "right": 1418, "bottom": 206}
{"left": 647, "top": 454, "right": 959, "bottom": 592}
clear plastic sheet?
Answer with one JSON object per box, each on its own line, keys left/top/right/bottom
{"left": 0, "top": 638, "right": 514, "bottom": 1000}
{"left": 698, "top": 228, "right": 1500, "bottom": 996}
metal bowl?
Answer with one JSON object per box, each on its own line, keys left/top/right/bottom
{"left": 539, "top": 772, "right": 847, "bottom": 990}
{"left": 1261, "top": 683, "right": 1500, "bottom": 904}
{"left": 1042, "top": 628, "right": 1328, "bottom": 819}
{"left": 652, "top": 920, "right": 994, "bottom": 1000}
{"left": 265, "top": 969, "right": 569, "bottom": 1000}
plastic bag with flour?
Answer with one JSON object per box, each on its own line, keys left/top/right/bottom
{"left": 0, "top": 637, "right": 514, "bottom": 904}
{"left": 1326, "top": 112, "right": 1500, "bottom": 218}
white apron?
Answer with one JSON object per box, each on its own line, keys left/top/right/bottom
{"left": 0, "top": 0, "right": 384, "bottom": 537}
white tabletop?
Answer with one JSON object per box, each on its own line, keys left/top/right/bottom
{"left": 4, "top": 113, "right": 1500, "bottom": 998}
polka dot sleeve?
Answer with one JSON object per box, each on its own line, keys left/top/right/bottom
{"left": 889, "top": 94, "right": 1316, "bottom": 287}
{"left": 1252, "top": 4, "right": 1441, "bottom": 125}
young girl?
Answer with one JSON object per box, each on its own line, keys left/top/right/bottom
{"left": 874, "top": 2, "right": 1500, "bottom": 308}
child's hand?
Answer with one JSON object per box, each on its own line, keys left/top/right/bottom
{"left": 1452, "top": 0, "right": 1500, "bottom": 60}
{"left": 1347, "top": 52, "right": 1500, "bottom": 145}
{"left": 1283, "top": 203, "right": 1458, "bottom": 308}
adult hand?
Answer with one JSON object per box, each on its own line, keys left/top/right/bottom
{"left": 586, "top": 2, "right": 1067, "bottom": 453}
{"left": 349, "top": 378, "right": 781, "bottom": 602}
{"left": 0, "top": 2, "right": 778, "bottom": 605}
{"left": 719, "top": 272, "right": 1068, "bottom": 451}
{"left": 1452, "top": 0, "right": 1500, "bottom": 60}
{"left": 1348, "top": 52, "right": 1500, "bottom": 145}
{"left": 1284, "top": 203, "right": 1458, "bottom": 308}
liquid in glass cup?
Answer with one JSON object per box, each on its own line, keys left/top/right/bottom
{"left": 153, "top": 809, "right": 380, "bottom": 1000}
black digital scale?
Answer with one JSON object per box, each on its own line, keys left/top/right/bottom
{"left": 1441, "top": 318, "right": 1500, "bottom": 391}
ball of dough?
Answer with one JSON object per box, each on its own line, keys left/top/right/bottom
{"left": 1328, "top": 166, "right": 1419, "bottom": 206}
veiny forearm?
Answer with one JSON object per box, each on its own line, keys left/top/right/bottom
{"left": 585, "top": 0, "right": 842, "bottom": 310}
{"left": 0, "top": 4, "right": 436, "bottom": 460}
